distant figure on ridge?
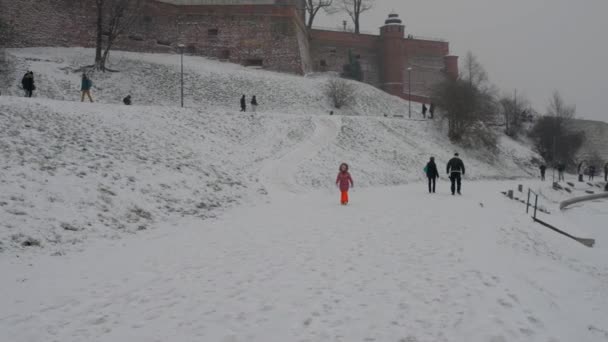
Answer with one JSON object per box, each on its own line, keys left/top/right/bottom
{"left": 240, "top": 95, "right": 246, "bottom": 112}
{"left": 577, "top": 161, "right": 585, "bottom": 182}
{"left": 81, "top": 73, "right": 94, "bottom": 103}
{"left": 539, "top": 164, "right": 546, "bottom": 181}
{"left": 336, "top": 163, "right": 354, "bottom": 205}
{"left": 123, "top": 95, "right": 132, "bottom": 105}
{"left": 589, "top": 165, "right": 596, "bottom": 181}
{"left": 557, "top": 162, "right": 566, "bottom": 182}
{"left": 422, "top": 103, "right": 427, "bottom": 119}
{"left": 21, "top": 71, "right": 35, "bottom": 98}
{"left": 425, "top": 156, "right": 439, "bottom": 193}
{"left": 251, "top": 95, "right": 258, "bottom": 112}
{"left": 446, "top": 153, "right": 465, "bottom": 195}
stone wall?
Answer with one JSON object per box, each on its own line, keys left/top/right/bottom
{"left": 0, "top": 0, "right": 309, "bottom": 74}
{"left": 309, "top": 29, "right": 454, "bottom": 101}
{"left": 309, "top": 30, "right": 381, "bottom": 87}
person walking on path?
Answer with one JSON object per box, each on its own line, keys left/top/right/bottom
{"left": 123, "top": 95, "right": 132, "bottom": 105}
{"left": 446, "top": 153, "right": 465, "bottom": 195}
{"left": 604, "top": 162, "right": 608, "bottom": 182}
{"left": 422, "top": 104, "right": 427, "bottom": 119}
{"left": 557, "top": 163, "right": 566, "bottom": 182}
{"left": 251, "top": 96, "right": 258, "bottom": 113}
{"left": 429, "top": 103, "right": 435, "bottom": 119}
{"left": 81, "top": 74, "right": 94, "bottom": 103}
{"left": 240, "top": 95, "right": 246, "bottom": 112}
{"left": 577, "top": 161, "right": 585, "bottom": 182}
{"left": 540, "top": 164, "right": 546, "bottom": 181}
{"left": 21, "top": 71, "right": 35, "bottom": 98}
{"left": 336, "top": 163, "right": 354, "bottom": 205}
{"left": 425, "top": 156, "right": 439, "bottom": 193}
{"left": 589, "top": 165, "right": 596, "bottom": 181}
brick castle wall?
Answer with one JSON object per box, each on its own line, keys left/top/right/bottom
{"left": 0, "top": 0, "right": 310, "bottom": 74}
{"left": 0, "top": 1, "right": 456, "bottom": 100}
{"left": 309, "top": 26, "right": 457, "bottom": 103}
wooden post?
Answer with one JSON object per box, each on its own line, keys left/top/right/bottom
{"left": 526, "top": 189, "right": 531, "bottom": 213}
{"left": 533, "top": 194, "right": 538, "bottom": 219}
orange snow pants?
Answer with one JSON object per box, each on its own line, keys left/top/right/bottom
{"left": 341, "top": 191, "right": 349, "bottom": 204}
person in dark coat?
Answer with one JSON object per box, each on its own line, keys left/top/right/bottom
{"left": 604, "top": 162, "right": 608, "bottom": 182}
{"left": 557, "top": 162, "right": 566, "bottom": 182}
{"left": 240, "top": 95, "right": 246, "bottom": 112}
{"left": 123, "top": 95, "right": 132, "bottom": 105}
{"left": 539, "top": 164, "right": 546, "bottom": 181}
{"left": 429, "top": 103, "right": 435, "bottom": 119}
{"left": 251, "top": 95, "right": 258, "bottom": 112}
{"left": 577, "top": 161, "right": 585, "bottom": 182}
{"left": 446, "top": 153, "right": 465, "bottom": 195}
{"left": 21, "top": 71, "right": 35, "bottom": 98}
{"left": 81, "top": 73, "right": 94, "bottom": 103}
{"left": 425, "top": 156, "right": 439, "bottom": 193}
{"left": 422, "top": 104, "right": 428, "bottom": 119}
{"left": 589, "top": 165, "right": 596, "bottom": 181}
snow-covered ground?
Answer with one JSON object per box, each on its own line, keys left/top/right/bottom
{"left": 1, "top": 180, "right": 607, "bottom": 342}
{"left": 1, "top": 48, "right": 607, "bottom": 341}
{"left": 1, "top": 47, "right": 413, "bottom": 117}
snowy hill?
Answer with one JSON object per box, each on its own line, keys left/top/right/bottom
{"left": 0, "top": 48, "right": 539, "bottom": 255}
{"left": 1, "top": 48, "right": 608, "bottom": 342}
{"left": 1, "top": 47, "right": 411, "bottom": 117}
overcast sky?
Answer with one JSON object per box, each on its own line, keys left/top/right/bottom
{"left": 316, "top": 0, "right": 608, "bottom": 122}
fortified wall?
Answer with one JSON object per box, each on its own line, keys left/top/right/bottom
{"left": 0, "top": 2, "right": 456, "bottom": 101}
{"left": 309, "top": 14, "right": 458, "bottom": 102}
{"left": 0, "top": 0, "right": 311, "bottom": 74}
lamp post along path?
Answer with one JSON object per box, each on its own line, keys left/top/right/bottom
{"left": 407, "top": 67, "right": 412, "bottom": 118}
{"left": 178, "top": 44, "right": 185, "bottom": 108}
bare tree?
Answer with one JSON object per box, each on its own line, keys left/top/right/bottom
{"left": 529, "top": 91, "right": 584, "bottom": 165}
{"left": 305, "top": 0, "right": 333, "bottom": 29}
{"left": 335, "top": 0, "right": 374, "bottom": 34}
{"left": 500, "top": 90, "right": 529, "bottom": 137}
{"left": 461, "top": 51, "right": 488, "bottom": 89}
{"left": 432, "top": 52, "right": 497, "bottom": 142}
{"left": 325, "top": 77, "right": 355, "bottom": 109}
{"left": 95, "top": 0, "right": 104, "bottom": 68}
{"left": 95, "top": 0, "right": 142, "bottom": 71}
{"left": 547, "top": 90, "right": 576, "bottom": 121}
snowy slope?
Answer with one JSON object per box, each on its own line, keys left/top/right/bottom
{"left": 4, "top": 47, "right": 607, "bottom": 342}
{"left": 0, "top": 180, "right": 607, "bottom": 342}
{"left": 1, "top": 47, "right": 412, "bottom": 117}
{"left": 0, "top": 94, "right": 539, "bottom": 255}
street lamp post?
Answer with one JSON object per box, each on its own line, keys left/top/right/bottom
{"left": 178, "top": 44, "right": 185, "bottom": 108}
{"left": 407, "top": 67, "right": 412, "bottom": 118}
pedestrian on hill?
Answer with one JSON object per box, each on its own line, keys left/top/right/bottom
{"left": 422, "top": 104, "right": 427, "bottom": 119}
{"left": 589, "top": 165, "right": 596, "bottom": 181}
{"left": 446, "top": 153, "right": 465, "bottom": 195}
{"left": 577, "top": 161, "right": 585, "bottom": 182}
{"left": 557, "top": 162, "right": 565, "bottom": 182}
{"left": 336, "top": 163, "right": 354, "bottom": 205}
{"left": 425, "top": 156, "right": 439, "bottom": 193}
{"left": 81, "top": 73, "right": 94, "bottom": 103}
{"left": 429, "top": 103, "right": 435, "bottom": 119}
{"left": 240, "top": 95, "right": 246, "bottom": 112}
{"left": 251, "top": 96, "right": 258, "bottom": 112}
{"left": 123, "top": 95, "right": 132, "bottom": 105}
{"left": 539, "top": 164, "right": 546, "bottom": 181}
{"left": 21, "top": 71, "right": 35, "bottom": 98}
{"left": 604, "top": 162, "right": 608, "bottom": 182}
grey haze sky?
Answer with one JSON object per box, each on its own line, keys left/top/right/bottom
{"left": 316, "top": 0, "right": 608, "bottom": 122}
